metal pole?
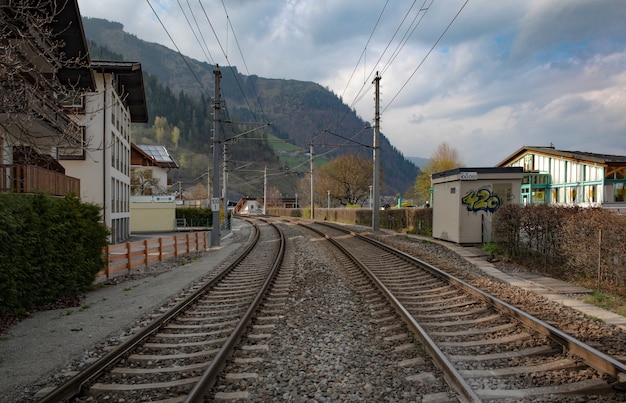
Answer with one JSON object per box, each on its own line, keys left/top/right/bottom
{"left": 211, "top": 65, "right": 222, "bottom": 246}
{"left": 263, "top": 166, "right": 267, "bottom": 215}
{"left": 310, "top": 143, "right": 315, "bottom": 220}
{"left": 223, "top": 142, "right": 229, "bottom": 229}
{"left": 295, "top": 193, "right": 298, "bottom": 208}
{"left": 327, "top": 190, "right": 330, "bottom": 209}
{"left": 372, "top": 73, "right": 381, "bottom": 231}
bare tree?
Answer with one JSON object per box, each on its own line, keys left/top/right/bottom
{"left": 317, "top": 153, "right": 372, "bottom": 207}
{"left": 0, "top": 1, "right": 90, "bottom": 162}
{"left": 130, "top": 168, "right": 164, "bottom": 195}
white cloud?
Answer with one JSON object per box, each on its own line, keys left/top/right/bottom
{"left": 77, "top": 0, "right": 626, "bottom": 165}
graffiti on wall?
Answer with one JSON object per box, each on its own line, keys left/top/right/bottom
{"left": 461, "top": 187, "right": 503, "bottom": 213}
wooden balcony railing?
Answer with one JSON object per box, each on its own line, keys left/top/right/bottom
{"left": 0, "top": 164, "right": 80, "bottom": 196}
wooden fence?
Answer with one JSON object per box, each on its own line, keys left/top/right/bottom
{"left": 101, "top": 231, "right": 209, "bottom": 278}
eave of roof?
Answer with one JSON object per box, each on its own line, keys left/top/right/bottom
{"left": 131, "top": 144, "right": 179, "bottom": 169}
{"left": 53, "top": 0, "right": 95, "bottom": 90}
{"left": 496, "top": 146, "right": 626, "bottom": 167}
{"left": 432, "top": 167, "right": 524, "bottom": 180}
{"left": 91, "top": 61, "right": 148, "bottom": 123}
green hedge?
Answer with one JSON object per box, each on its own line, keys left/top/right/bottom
{"left": 0, "top": 194, "right": 108, "bottom": 315}
{"left": 175, "top": 207, "right": 213, "bottom": 227}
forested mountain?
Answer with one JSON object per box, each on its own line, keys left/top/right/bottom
{"left": 82, "top": 17, "right": 419, "bottom": 197}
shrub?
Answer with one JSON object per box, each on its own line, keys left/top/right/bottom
{"left": 176, "top": 207, "right": 213, "bottom": 227}
{"left": 0, "top": 194, "right": 108, "bottom": 315}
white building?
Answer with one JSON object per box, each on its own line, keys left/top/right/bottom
{"left": 497, "top": 146, "right": 626, "bottom": 209}
{"left": 61, "top": 61, "right": 148, "bottom": 244}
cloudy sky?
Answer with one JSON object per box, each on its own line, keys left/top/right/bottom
{"left": 77, "top": 0, "right": 626, "bottom": 166}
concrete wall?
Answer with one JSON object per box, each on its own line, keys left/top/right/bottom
{"left": 130, "top": 198, "right": 176, "bottom": 232}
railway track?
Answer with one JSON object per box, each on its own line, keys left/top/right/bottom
{"left": 39, "top": 219, "right": 285, "bottom": 403}
{"left": 302, "top": 220, "right": 626, "bottom": 402}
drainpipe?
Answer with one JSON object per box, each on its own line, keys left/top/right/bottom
{"left": 102, "top": 73, "right": 108, "bottom": 240}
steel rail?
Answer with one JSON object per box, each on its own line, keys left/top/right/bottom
{"left": 39, "top": 218, "right": 261, "bottom": 403}
{"left": 317, "top": 221, "right": 626, "bottom": 381}
{"left": 185, "top": 218, "right": 286, "bottom": 402}
{"left": 355, "top": 230, "right": 626, "bottom": 379}
{"left": 301, "top": 222, "right": 480, "bottom": 403}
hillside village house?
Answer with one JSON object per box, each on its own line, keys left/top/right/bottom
{"left": 129, "top": 144, "right": 180, "bottom": 233}
{"left": 131, "top": 144, "right": 178, "bottom": 196}
{"left": 1, "top": 0, "right": 94, "bottom": 197}
{"left": 497, "top": 146, "right": 626, "bottom": 210}
{"left": 61, "top": 61, "right": 148, "bottom": 244}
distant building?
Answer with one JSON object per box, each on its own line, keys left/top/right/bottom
{"left": 131, "top": 144, "right": 179, "bottom": 195}
{"left": 496, "top": 146, "right": 626, "bottom": 209}
{"left": 129, "top": 144, "right": 179, "bottom": 234}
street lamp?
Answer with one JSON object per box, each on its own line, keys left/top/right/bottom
{"left": 327, "top": 190, "right": 330, "bottom": 209}
{"left": 369, "top": 185, "right": 373, "bottom": 209}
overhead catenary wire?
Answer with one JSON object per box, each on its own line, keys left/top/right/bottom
{"left": 145, "top": 0, "right": 212, "bottom": 101}
{"left": 178, "top": 0, "right": 216, "bottom": 65}
{"left": 196, "top": 0, "right": 269, "bottom": 128}
{"left": 323, "top": 0, "right": 432, "bottom": 152}
{"left": 383, "top": 0, "right": 469, "bottom": 113}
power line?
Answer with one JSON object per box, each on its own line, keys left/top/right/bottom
{"left": 384, "top": 0, "right": 469, "bottom": 112}
{"left": 178, "top": 0, "right": 216, "bottom": 65}
{"left": 145, "top": 0, "right": 212, "bottom": 101}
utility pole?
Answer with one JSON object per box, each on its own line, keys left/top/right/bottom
{"left": 309, "top": 142, "right": 315, "bottom": 220}
{"left": 222, "top": 142, "right": 229, "bottom": 229}
{"left": 211, "top": 65, "right": 222, "bottom": 246}
{"left": 372, "top": 73, "right": 381, "bottom": 231}
{"left": 263, "top": 166, "right": 267, "bottom": 215}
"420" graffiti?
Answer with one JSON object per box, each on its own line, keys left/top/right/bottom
{"left": 461, "top": 187, "right": 502, "bottom": 213}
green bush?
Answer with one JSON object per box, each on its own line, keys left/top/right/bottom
{"left": 176, "top": 207, "right": 213, "bottom": 227}
{"left": 0, "top": 194, "right": 108, "bottom": 315}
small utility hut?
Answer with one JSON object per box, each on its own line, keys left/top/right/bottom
{"left": 431, "top": 167, "right": 524, "bottom": 245}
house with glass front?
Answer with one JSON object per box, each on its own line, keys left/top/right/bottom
{"left": 496, "top": 146, "right": 626, "bottom": 210}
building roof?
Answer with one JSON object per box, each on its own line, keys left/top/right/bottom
{"left": 497, "top": 146, "right": 626, "bottom": 167}
{"left": 91, "top": 61, "right": 148, "bottom": 123}
{"left": 432, "top": 167, "right": 523, "bottom": 180}
{"left": 132, "top": 144, "right": 179, "bottom": 169}
{"left": 51, "top": 0, "right": 95, "bottom": 89}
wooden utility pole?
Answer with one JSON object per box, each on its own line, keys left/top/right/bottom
{"left": 211, "top": 65, "right": 222, "bottom": 246}
{"left": 372, "top": 73, "right": 381, "bottom": 231}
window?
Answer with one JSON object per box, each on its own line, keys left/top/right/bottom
{"left": 616, "top": 183, "right": 625, "bottom": 202}
{"left": 450, "top": 187, "right": 456, "bottom": 194}
{"left": 58, "top": 127, "right": 86, "bottom": 160}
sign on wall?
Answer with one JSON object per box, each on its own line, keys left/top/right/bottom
{"left": 459, "top": 171, "right": 478, "bottom": 180}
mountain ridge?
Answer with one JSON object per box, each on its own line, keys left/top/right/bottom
{"left": 82, "top": 17, "right": 419, "bottom": 196}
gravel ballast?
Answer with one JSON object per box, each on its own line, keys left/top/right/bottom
{"left": 2, "top": 219, "right": 625, "bottom": 402}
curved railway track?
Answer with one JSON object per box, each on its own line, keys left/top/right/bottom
{"left": 301, "top": 220, "right": 626, "bottom": 402}
{"left": 39, "top": 219, "right": 285, "bottom": 403}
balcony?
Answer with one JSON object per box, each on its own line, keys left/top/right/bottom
{"left": 0, "top": 164, "right": 80, "bottom": 196}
